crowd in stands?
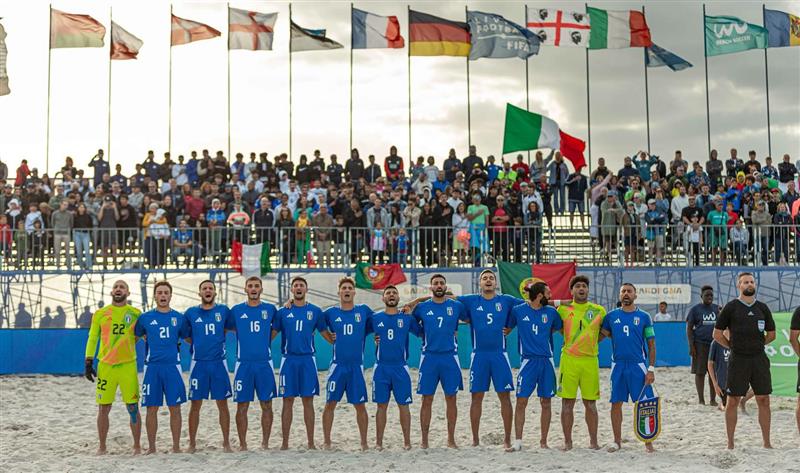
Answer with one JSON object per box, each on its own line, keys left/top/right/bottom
{"left": 0, "top": 145, "right": 797, "bottom": 270}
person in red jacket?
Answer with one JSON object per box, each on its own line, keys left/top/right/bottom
{"left": 14, "top": 159, "right": 30, "bottom": 187}
{"left": 384, "top": 146, "right": 404, "bottom": 184}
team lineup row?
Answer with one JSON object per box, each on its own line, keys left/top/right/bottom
{"left": 83, "top": 270, "right": 784, "bottom": 455}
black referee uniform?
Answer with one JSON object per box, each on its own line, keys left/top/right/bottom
{"left": 792, "top": 308, "right": 800, "bottom": 393}
{"left": 714, "top": 299, "right": 776, "bottom": 396}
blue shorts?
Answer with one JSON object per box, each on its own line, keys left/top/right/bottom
{"left": 189, "top": 360, "right": 232, "bottom": 401}
{"left": 610, "top": 360, "right": 653, "bottom": 403}
{"left": 569, "top": 200, "right": 585, "bottom": 213}
{"left": 417, "top": 353, "right": 463, "bottom": 396}
{"left": 516, "top": 357, "right": 556, "bottom": 399}
{"left": 325, "top": 363, "right": 367, "bottom": 404}
{"left": 469, "top": 352, "right": 514, "bottom": 393}
{"left": 141, "top": 363, "right": 187, "bottom": 407}
{"left": 233, "top": 360, "right": 277, "bottom": 403}
{"left": 279, "top": 355, "right": 319, "bottom": 398}
{"left": 372, "top": 364, "right": 413, "bottom": 405}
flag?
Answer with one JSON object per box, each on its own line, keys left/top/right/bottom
{"left": 409, "top": 10, "right": 470, "bottom": 56}
{"left": 110, "top": 21, "right": 143, "bottom": 60}
{"left": 50, "top": 9, "right": 106, "bottom": 48}
{"left": 502, "top": 103, "right": 586, "bottom": 171}
{"left": 467, "top": 11, "right": 540, "bottom": 60}
{"left": 587, "top": 7, "right": 652, "bottom": 49}
{"left": 0, "top": 20, "right": 8, "bottom": 96}
{"left": 352, "top": 8, "right": 404, "bottom": 49}
{"left": 229, "top": 7, "right": 277, "bottom": 51}
{"left": 497, "top": 261, "right": 577, "bottom": 301}
{"left": 764, "top": 9, "right": 800, "bottom": 48}
{"left": 769, "top": 312, "right": 800, "bottom": 396}
{"left": 526, "top": 8, "right": 590, "bottom": 47}
{"left": 704, "top": 15, "right": 768, "bottom": 56}
{"left": 230, "top": 241, "right": 271, "bottom": 277}
{"left": 354, "top": 263, "right": 406, "bottom": 290}
{"left": 171, "top": 14, "right": 221, "bottom": 46}
{"left": 290, "top": 21, "right": 343, "bottom": 52}
{"left": 645, "top": 43, "right": 692, "bottom": 71}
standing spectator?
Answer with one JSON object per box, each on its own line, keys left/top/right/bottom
{"left": 706, "top": 149, "right": 723, "bottom": 188}
{"left": 309, "top": 150, "right": 325, "bottom": 182}
{"left": 72, "top": 203, "right": 93, "bottom": 270}
{"left": 30, "top": 220, "right": 47, "bottom": 268}
{"left": 535, "top": 174, "right": 553, "bottom": 227}
{"left": 633, "top": 150, "right": 658, "bottom": 182}
{"left": 600, "top": 192, "right": 624, "bottom": 260}
{"left": 50, "top": 200, "right": 73, "bottom": 268}
{"left": 344, "top": 198, "right": 366, "bottom": 264}
{"left": 743, "top": 150, "right": 761, "bottom": 175}
{"left": 275, "top": 207, "right": 295, "bottom": 267}
{"left": 364, "top": 155, "right": 382, "bottom": 183}
{"left": 452, "top": 202, "right": 470, "bottom": 265}
{"left": 0, "top": 157, "right": 8, "bottom": 181}
{"left": 384, "top": 146, "right": 404, "bottom": 183}
{"left": 730, "top": 219, "right": 749, "bottom": 265}
{"left": 462, "top": 145, "right": 483, "bottom": 172}
{"left": 253, "top": 197, "right": 275, "bottom": 245}
{"left": 345, "top": 148, "right": 365, "bottom": 182}
{"left": 466, "top": 193, "right": 489, "bottom": 266}
{"left": 332, "top": 214, "right": 347, "bottom": 265}
{"left": 687, "top": 216, "right": 703, "bottom": 266}
{"left": 778, "top": 153, "right": 797, "bottom": 188}
{"left": 14, "top": 220, "right": 27, "bottom": 268}
{"left": 524, "top": 201, "right": 543, "bottom": 264}
{"left": 14, "top": 159, "right": 30, "bottom": 187}
{"left": 424, "top": 155, "right": 440, "bottom": 183}
{"left": 87, "top": 150, "right": 109, "bottom": 188}
{"left": 226, "top": 203, "right": 251, "bottom": 245}
{"left": 490, "top": 195, "right": 510, "bottom": 262}
{"left": 443, "top": 150, "right": 462, "bottom": 183}
{"left": 370, "top": 221, "right": 387, "bottom": 264}
{"left": 751, "top": 199, "right": 772, "bottom": 265}
{"left": 294, "top": 202, "right": 313, "bottom": 264}
{"left": 653, "top": 302, "right": 672, "bottom": 322}
{"left": 418, "top": 202, "right": 436, "bottom": 267}
{"left": 707, "top": 199, "right": 728, "bottom": 265}
{"left": 205, "top": 199, "right": 227, "bottom": 263}
{"left": 144, "top": 208, "right": 170, "bottom": 268}
{"left": 621, "top": 201, "right": 641, "bottom": 266}
{"left": 0, "top": 214, "right": 11, "bottom": 261}
{"left": 531, "top": 151, "right": 553, "bottom": 183}
{"left": 511, "top": 153, "right": 530, "bottom": 181}
{"left": 761, "top": 156, "right": 778, "bottom": 180}
{"left": 97, "top": 197, "right": 119, "bottom": 269}
{"left": 725, "top": 148, "right": 743, "bottom": 178}
{"left": 566, "top": 168, "right": 588, "bottom": 228}
{"left": 644, "top": 199, "right": 667, "bottom": 265}
{"left": 773, "top": 202, "right": 791, "bottom": 265}
{"left": 311, "top": 203, "right": 334, "bottom": 267}
{"left": 326, "top": 154, "right": 344, "bottom": 187}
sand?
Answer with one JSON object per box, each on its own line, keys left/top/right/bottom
{"left": 1, "top": 367, "right": 798, "bottom": 473}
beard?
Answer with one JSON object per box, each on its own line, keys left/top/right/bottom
{"left": 540, "top": 296, "right": 550, "bottom": 306}
{"left": 432, "top": 288, "right": 446, "bottom": 298}
{"left": 112, "top": 293, "right": 126, "bottom": 303}
{"left": 385, "top": 299, "right": 399, "bottom": 308}
{"left": 742, "top": 288, "right": 755, "bottom": 297}
{"left": 621, "top": 297, "right": 633, "bottom": 305}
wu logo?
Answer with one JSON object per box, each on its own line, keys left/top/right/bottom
{"left": 714, "top": 22, "right": 748, "bottom": 38}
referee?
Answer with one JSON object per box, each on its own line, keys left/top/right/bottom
{"left": 791, "top": 306, "right": 800, "bottom": 435}
{"left": 712, "top": 272, "right": 776, "bottom": 450}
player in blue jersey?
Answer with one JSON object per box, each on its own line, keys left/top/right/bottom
{"left": 321, "top": 277, "right": 374, "bottom": 451}
{"left": 184, "top": 280, "right": 234, "bottom": 453}
{"left": 274, "top": 276, "right": 329, "bottom": 450}
{"left": 505, "top": 281, "right": 563, "bottom": 452}
{"left": 456, "top": 269, "right": 524, "bottom": 449}
{"left": 600, "top": 283, "right": 656, "bottom": 453}
{"left": 409, "top": 274, "right": 467, "bottom": 449}
{"left": 371, "top": 285, "right": 421, "bottom": 450}
{"left": 229, "top": 276, "right": 279, "bottom": 451}
{"left": 135, "top": 281, "right": 190, "bottom": 454}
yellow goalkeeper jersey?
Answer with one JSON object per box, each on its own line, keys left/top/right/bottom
{"left": 557, "top": 301, "right": 606, "bottom": 358}
{"left": 84, "top": 304, "right": 141, "bottom": 365}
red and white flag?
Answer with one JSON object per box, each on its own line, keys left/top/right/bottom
{"left": 171, "top": 14, "right": 221, "bottom": 46}
{"left": 229, "top": 7, "right": 277, "bottom": 51}
{"left": 110, "top": 21, "right": 143, "bottom": 60}
{"left": 0, "top": 20, "right": 8, "bottom": 96}
{"left": 526, "top": 8, "right": 590, "bottom": 47}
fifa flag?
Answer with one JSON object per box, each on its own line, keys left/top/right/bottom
{"left": 352, "top": 8, "right": 404, "bottom": 49}
{"left": 586, "top": 7, "right": 652, "bottom": 49}
{"left": 50, "top": 9, "right": 106, "bottom": 48}
{"left": 467, "top": 11, "right": 540, "bottom": 60}
{"left": 354, "top": 263, "right": 406, "bottom": 290}
{"left": 502, "top": 104, "right": 586, "bottom": 171}
{"left": 497, "top": 261, "right": 577, "bottom": 301}
{"left": 645, "top": 43, "right": 692, "bottom": 71}
{"left": 0, "top": 20, "right": 8, "bottom": 96}
{"left": 764, "top": 9, "right": 800, "bottom": 48}
{"left": 291, "top": 21, "right": 343, "bottom": 51}
{"left": 111, "top": 22, "right": 143, "bottom": 60}
{"left": 229, "top": 8, "right": 277, "bottom": 51}
{"left": 705, "top": 15, "right": 767, "bottom": 56}
{"left": 230, "top": 241, "right": 271, "bottom": 277}
{"left": 409, "top": 10, "right": 470, "bottom": 56}
{"left": 526, "top": 8, "right": 590, "bottom": 47}
{"left": 171, "top": 14, "right": 221, "bottom": 46}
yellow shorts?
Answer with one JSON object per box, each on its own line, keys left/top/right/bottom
{"left": 557, "top": 354, "right": 600, "bottom": 401}
{"left": 96, "top": 361, "right": 140, "bottom": 405}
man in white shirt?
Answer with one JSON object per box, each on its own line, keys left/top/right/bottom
{"left": 653, "top": 301, "right": 673, "bottom": 322}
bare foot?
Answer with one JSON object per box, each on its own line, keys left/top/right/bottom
{"left": 727, "top": 442, "right": 734, "bottom": 450}
{"left": 239, "top": 444, "right": 248, "bottom": 452}
{"left": 472, "top": 441, "right": 480, "bottom": 447}
{"left": 187, "top": 444, "right": 196, "bottom": 454}
{"left": 589, "top": 442, "right": 601, "bottom": 450}
{"left": 144, "top": 447, "right": 156, "bottom": 455}
{"left": 645, "top": 443, "right": 655, "bottom": 453}
{"left": 505, "top": 441, "right": 522, "bottom": 453}
{"left": 223, "top": 443, "right": 233, "bottom": 453}
{"left": 717, "top": 404, "right": 726, "bottom": 412}
{"left": 132, "top": 446, "right": 142, "bottom": 455}
{"left": 375, "top": 444, "right": 384, "bottom": 451}
{"left": 96, "top": 447, "right": 107, "bottom": 456}
{"left": 420, "top": 441, "right": 429, "bottom": 450}
{"left": 322, "top": 442, "right": 332, "bottom": 451}
{"left": 261, "top": 442, "right": 269, "bottom": 450}
{"left": 540, "top": 440, "right": 549, "bottom": 449}
{"left": 360, "top": 443, "right": 369, "bottom": 452}
{"left": 607, "top": 443, "right": 621, "bottom": 453}
{"left": 171, "top": 447, "right": 182, "bottom": 454}
{"left": 561, "top": 442, "right": 573, "bottom": 452}
{"left": 280, "top": 442, "right": 289, "bottom": 451}
{"left": 447, "top": 440, "right": 458, "bottom": 449}
{"left": 763, "top": 442, "right": 773, "bottom": 449}
{"left": 403, "top": 444, "right": 412, "bottom": 451}
{"left": 307, "top": 443, "right": 317, "bottom": 450}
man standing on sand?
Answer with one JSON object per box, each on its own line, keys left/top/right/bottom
{"left": 686, "top": 286, "right": 720, "bottom": 406}
{"left": 601, "top": 283, "right": 656, "bottom": 453}
{"left": 505, "top": 282, "right": 562, "bottom": 452}
{"left": 712, "top": 272, "right": 776, "bottom": 450}
{"left": 556, "top": 275, "right": 606, "bottom": 451}
{"left": 791, "top": 307, "right": 800, "bottom": 434}
{"left": 135, "top": 281, "right": 190, "bottom": 454}
{"left": 84, "top": 280, "right": 142, "bottom": 455}
{"left": 371, "top": 286, "right": 421, "bottom": 450}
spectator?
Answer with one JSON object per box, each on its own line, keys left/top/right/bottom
{"left": 644, "top": 199, "right": 667, "bottom": 265}
{"left": 294, "top": 202, "right": 312, "bottom": 265}
{"left": 751, "top": 199, "right": 771, "bottom": 265}
{"left": 706, "top": 149, "right": 723, "bottom": 187}
{"left": 14, "top": 220, "right": 26, "bottom": 268}
{"left": 143, "top": 206, "right": 169, "bottom": 268}
{"left": 600, "top": 192, "right": 624, "bottom": 260}
{"left": 418, "top": 201, "right": 436, "bottom": 267}
{"left": 653, "top": 302, "right": 673, "bottom": 322}
{"left": 370, "top": 221, "right": 387, "bottom": 264}
{"left": 707, "top": 199, "right": 728, "bottom": 266}
{"left": 345, "top": 148, "right": 364, "bottom": 182}
{"left": 73, "top": 203, "right": 93, "bottom": 270}
{"left": 312, "top": 203, "right": 334, "bottom": 267}
{"left": 566, "top": 168, "right": 588, "bottom": 227}
{"left": 50, "top": 200, "right": 73, "bottom": 268}
{"left": 773, "top": 202, "right": 791, "bottom": 265}
{"left": 424, "top": 155, "right": 440, "bottom": 183}
{"left": 462, "top": 145, "right": 483, "bottom": 173}
{"left": 443, "top": 149, "right": 462, "bottom": 183}
{"left": 466, "top": 192, "right": 489, "bottom": 266}
{"left": 227, "top": 203, "right": 251, "bottom": 244}
{"left": 384, "top": 146, "right": 403, "bottom": 183}
{"left": 344, "top": 198, "right": 366, "bottom": 264}
{"left": 253, "top": 197, "right": 275, "bottom": 245}
{"left": 621, "top": 201, "right": 641, "bottom": 266}
{"left": 490, "top": 195, "right": 510, "bottom": 262}
{"left": 30, "top": 220, "right": 46, "bottom": 268}
{"left": 172, "top": 219, "right": 200, "bottom": 268}
{"left": 730, "top": 219, "right": 749, "bottom": 265}
{"left": 205, "top": 198, "right": 226, "bottom": 263}
{"left": 97, "top": 196, "right": 119, "bottom": 269}
{"left": 0, "top": 214, "right": 11, "bottom": 261}
{"left": 687, "top": 216, "right": 703, "bottom": 266}
{"left": 275, "top": 207, "right": 295, "bottom": 267}
{"left": 524, "top": 201, "right": 543, "bottom": 264}
{"left": 364, "top": 155, "right": 382, "bottom": 183}
{"left": 725, "top": 148, "right": 743, "bottom": 178}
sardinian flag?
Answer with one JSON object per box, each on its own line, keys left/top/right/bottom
{"left": 171, "top": 14, "right": 221, "bottom": 46}
{"left": 229, "top": 7, "right": 277, "bottom": 51}
{"left": 111, "top": 21, "right": 143, "bottom": 60}
{"left": 526, "top": 8, "right": 590, "bottom": 47}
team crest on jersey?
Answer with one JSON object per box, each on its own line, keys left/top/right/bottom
{"left": 171, "top": 317, "right": 177, "bottom": 327}
{"left": 124, "top": 313, "right": 132, "bottom": 324}
{"left": 307, "top": 311, "right": 313, "bottom": 320}
{"left": 262, "top": 311, "right": 268, "bottom": 320}
{"left": 495, "top": 302, "right": 502, "bottom": 312}
{"left": 446, "top": 307, "right": 453, "bottom": 316}
{"left": 586, "top": 310, "right": 594, "bottom": 320}
{"left": 633, "top": 316, "right": 640, "bottom": 326}
{"left": 397, "top": 319, "right": 404, "bottom": 328}
{"left": 542, "top": 314, "right": 548, "bottom": 324}
{"left": 214, "top": 313, "right": 222, "bottom": 322}
{"left": 355, "top": 313, "right": 362, "bottom": 323}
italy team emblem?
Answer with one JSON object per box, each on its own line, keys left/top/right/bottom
{"left": 124, "top": 313, "right": 132, "bottom": 324}
{"left": 586, "top": 310, "right": 594, "bottom": 320}
{"left": 397, "top": 319, "right": 403, "bottom": 328}
{"left": 495, "top": 302, "right": 502, "bottom": 312}
{"left": 446, "top": 307, "right": 453, "bottom": 316}
{"left": 215, "top": 313, "right": 222, "bottom": 322}
{"left": 171, "top": 317, "right": 177, "bottom": 327}
{"left": 633, "top": 392, "right": 661, "bottom": 443}
{"left": 262, "top": 310, "right": 268, "bottom": 320}
{"left": 633, "top": 316, "right": 640, "bottom": 326}
{"left": 542, "top": 314, "right": 548, "bottom": 324}
{"left": 355, "top": 313, "right": 361, "bottom": 323}
{"left": 307, "top": 311, "right": 313, "bottom": 320}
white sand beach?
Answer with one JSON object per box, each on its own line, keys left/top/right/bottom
{"left": 1, "top": 367, "right": 798, "bottom": 473}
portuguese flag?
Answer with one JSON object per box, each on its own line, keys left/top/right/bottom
{"left": 497, "top": 261, "right": 577, "bottom": 301}
{"left": 355, "top": 263, "right": 406, "bottom": 289}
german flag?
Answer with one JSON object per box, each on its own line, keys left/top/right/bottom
{"left": 409, "top": 10, "right": 470, "bottom": 56}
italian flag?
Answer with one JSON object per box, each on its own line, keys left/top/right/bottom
{"left": 502, "top": 103, "right": 587, "bottom": 171}
{"left": 50, "top": 9, "right": 106, "bottom": 49}
{"left": 230, "top": 241, "right": 272, "bottom": 277}
{"left": 354, "top": 263, "right": 406, "bottom": 290}
{"left": 639, "top": 414, "right": 655, "bottom": 436}
{"left": 497, "top": 261, "right": 577, "bottom": 301}
{"left": 587, "top": 8, "right": 652, "bottom": 49}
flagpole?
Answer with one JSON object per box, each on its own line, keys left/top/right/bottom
{"left": 168, "top": 4, "right": 173, "bottom": 157}
{"left": 584, "top": 3, "right": 592, "bottom": 176}
{"left": 642, "top": 5, "right": 651, "bottom": 155}
{"left": 702, "top": 4, "right": 711, "bottom": 157}
{"left": 407, "top": 5, "right": 411, "bottom": 159}
{"left": 227, "top": 3, "right": 231, "bottom": 161}
{"left": 46, "top": 4, "right": 52, "bottom": 173}
{"left": 107, "top": 6, "right": 113, "bottom": 168}
{"left": 524, "top": 5, "right": 530, "bottom": 164}
{"left": 349, "top": 2, "right": 354, "bottom": 154}
{"left": 762, "top": 3, "right": 772, "bottom": 157}
{"left": 465, "top": 5, "right": 471, "bottom": 146}
{"left": 289, "top": 2, "right": 293, "bottom": 161}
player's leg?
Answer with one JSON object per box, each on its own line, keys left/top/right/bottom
{"left": 354, "top": 403, "right": 369, "bottom": 451}
{"left": 118, "top": 362, "right": 143, "bottom": 454}
{"left": 560, "top": 397, "right": 575, "bottom": 451}
{"left": 322, "top": 399, "right": 338, "bottom": 449}
{"left": 164, "top": 363, "right": 186, "bottom": 453}
{"left": 442, "top": 355, "right": 463, "bottom": 449}
{"left": 497, "top": 391, "right": 513, "bottom": 449}
{"left": 539, "top": 397, "right": 552, "bottom": 448}
{"left": 395, "top": 365, "right": 414, "bottom": 450}
{"left": 492, "top": 353, "right": 515, "bottom": 449}
{"left": 372, "top": 365, "right": 391, "bottom": 450}
{"left": 375, "top": 402, "right": 389, "bottom": 450}
{"left": 557, "top": 355, "right": 580, "bottom": 451}
{"left": 579, "top": 357, "right": 601, "bottom": 449}
{"left": 94, "top": 362, "right": 114, "bottom": 454}
{"left": 215, "top": 399, "right": 233, "bottom": 453}
{"left": 751, "top": 354, "right": 773, "bottom": 448}
{"left": 96, "top": 404, "right": 112, "bottom": 455}
{"left": 259, "top": 401, "right": 273, "bottom": 449}
{"left": 322, "top": 363, "right": 345, "bottom": 449}
{"left": 187, "top": 361, "right": 209, "bottom": 453}
{"left": 445, "top": 394, "right": 459, "bottom": 449}
{"left": 608, "top": 402, "right": 623, "bottom": 452}
{"left": 236, "top": 402, "right": 250, "bottom": 451}
{"left": 145, "top": 406, "right": 159, "bottom": 454}
{"left": 349, "top": 365, "right": 370, "bottom": 451}
{"left": 280, "top": 396, "right": 294, "bottom": 450}
{"left": 210, "top": 361, "right": 233, "bottom": 452}
{"left": 538, "top": 358, "right": 557, "bottom": 449}
{"left": 188, "top": 400, "right": 203, "bottom": 452}
{"left": 126, "top": 403, "right": 142, "bottom": 455}
{"left": 508, "top": 358, "right": 533, "bottom": 452}
{"left": 469, "top": 391, "right": 485, "bottom": 447}
{"left": 419, "top": 395, "right": 434, "bottom": 449}
{"left": 301, "top": 396, "right": 317, "bottom": 449}
{"left": 468, "top": 353, "right": 490, "bottom": 447}
{"left": 724, "top": 395, "right": 740, "bottom": 449}
{"left": 416, "top": 355, "right": 436, "bottom": 449}
{"left": 754, "top": 395, "right": 772, "bottom": 448}
{"left": 233, "top": 362, "right": 254, "bottom": 451}
{"left": 607, "top": 362, "right": 626, "bottom": 451}
{"left": 168, "top": 405, "right": 182, "bottom": 453}
{"left": 256, "top": 360, "right": 277, "bottom": 449}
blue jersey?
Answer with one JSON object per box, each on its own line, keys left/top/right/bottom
{"left": 507, "top": 304, "right": 562, "bottom": 358}
{"left": 185, "top": 304, "right": 233, "bottom": 361}
{"left": 135, "top": 309, "right": 190, "bottom": 365}
{"left": 601, "top": 308, "right": 655, "bottom": 363}
{"left": 230, "top": 302, "right": 277, "bottom": 362}
{"left": 412, "top": 299, "right": 467, "bottom": 355}
{"left": 274, "top": 303, "right": 326, "bottom": 356}
{"left": 458, "top": 294, "right": 524, "bottom": 353}
{"left": 325, "top": 305, "right": 374, "bottom": 365}
{"left": 370, "top": 312, "right": 421, "bottom": 365}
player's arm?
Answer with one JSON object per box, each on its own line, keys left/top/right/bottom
{"left": 83, "top": 311, "right": 100, "bottom": 381}
{"left": 711, "top": 329, "right": 729, "bottom": 349}
{"left": 762, "top": 304, "right": 776, "bottom": 345}
{"left": 645, "top": 335, "right": 656, "bottom": 384}
{"left": 320, "top": 329, "right": 335, "bottom": 344}
{"left": 712, "top": 304, "right": 731, "bottom": 349}
{"left": 402, "top": 296, "right": 429, "bottom": 313}
{"left": 686, "top": 311, "right": 696, "bottom": 357}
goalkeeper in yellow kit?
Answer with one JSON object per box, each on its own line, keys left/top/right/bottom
{"left": 84, "top": 280, "right": 142, "bottom": 455}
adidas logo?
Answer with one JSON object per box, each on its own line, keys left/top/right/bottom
{"left": 378, "top": 322, "right": 385, "bottom": 327}
{"left": 477, "top": 306, "right": 484, "bottom": 311}
{"left": 747, "top": 311, "right": 754, "bottom": 317}
{"left": 614, "top": 318, "right": 621, "bottom": 324}
{"left": 150, "top": 320, "right": 158, "bottom": 325}
{"left": 426, "top": 311, "right": 434, "bottom": 315}
{"left": 176, "top": 398, "right": 182, "bottom": 403}
{"left": 226, "top": 391, "right": 231, "bottom": 396}
{"left": 287, "top": 313, "right": 295, "bottom": 318}
{"left": 195, "top": 317, "right": 202, "bottom": 323}
{"left": 504, "top": 384, "right": 512, "bottom": 390}
{"left": 405, "top": 397, "right": 412, "bottom": 403}
{"left": 335, "top": 317, "right": 342, "bottom": 322}
{"left": 360, "top": 396, "right": 365, "bottom": 402}
{"left": 522, "top": 316, "right": 529, "bottom": 321}
{"left": 241, "top": 314, "right": 249, "bottom": 319}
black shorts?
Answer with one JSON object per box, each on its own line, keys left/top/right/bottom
{"left": 797, "top": 363, "right": 799, "bottom": 394}
{"left": 691, "top": 342, "right": 710, "bottom": 376}
{"left": 726, "top": 352, "right": 771, "bottom": 397}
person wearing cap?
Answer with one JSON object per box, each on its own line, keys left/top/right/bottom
{"left": 707, "top": 198, "right": 729, "bottom": 265}
{"left": 644, "top": 198, "right": 667, "bottom": 265}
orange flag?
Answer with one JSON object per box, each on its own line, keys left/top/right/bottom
{"left": 171, "top": 14, "right": 220, "bottom": 46}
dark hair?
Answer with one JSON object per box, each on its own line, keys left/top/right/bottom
{"left": 700, "top": 285, "right": 713, "bottom": 293}
{"left": 621, "top": 282, "right": 637, "bottom": 291}
{"left": 430, "top": 274, "right": 446, "bottom": 284}
{"left": 290, "top": 276, "right": 308, "bottom": 286}
{"left": 245, "top": 276, "right": 262, "bottom": 286}
{"left": 737, "top": 272, "right": 754, "bottom": 282}
{"left": 199, "top": 279, "right": 215, "bottom": 290}
{"left": 527, "top": 282, "right": 548, "bottom": 301}
{"left": 383, "top": 285, "right": 398, "bottom": 293}
{"left": 569, "top": 275, "right": 590, "bottom": 289}
{"left": 478, "top": 269, "right": 496, "bottom": 280}
{"left": 338, "top": 277, "right": 355, "bottom": 289}
{"left": 154, "top": 280, "right": 172, "bottom": 294}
